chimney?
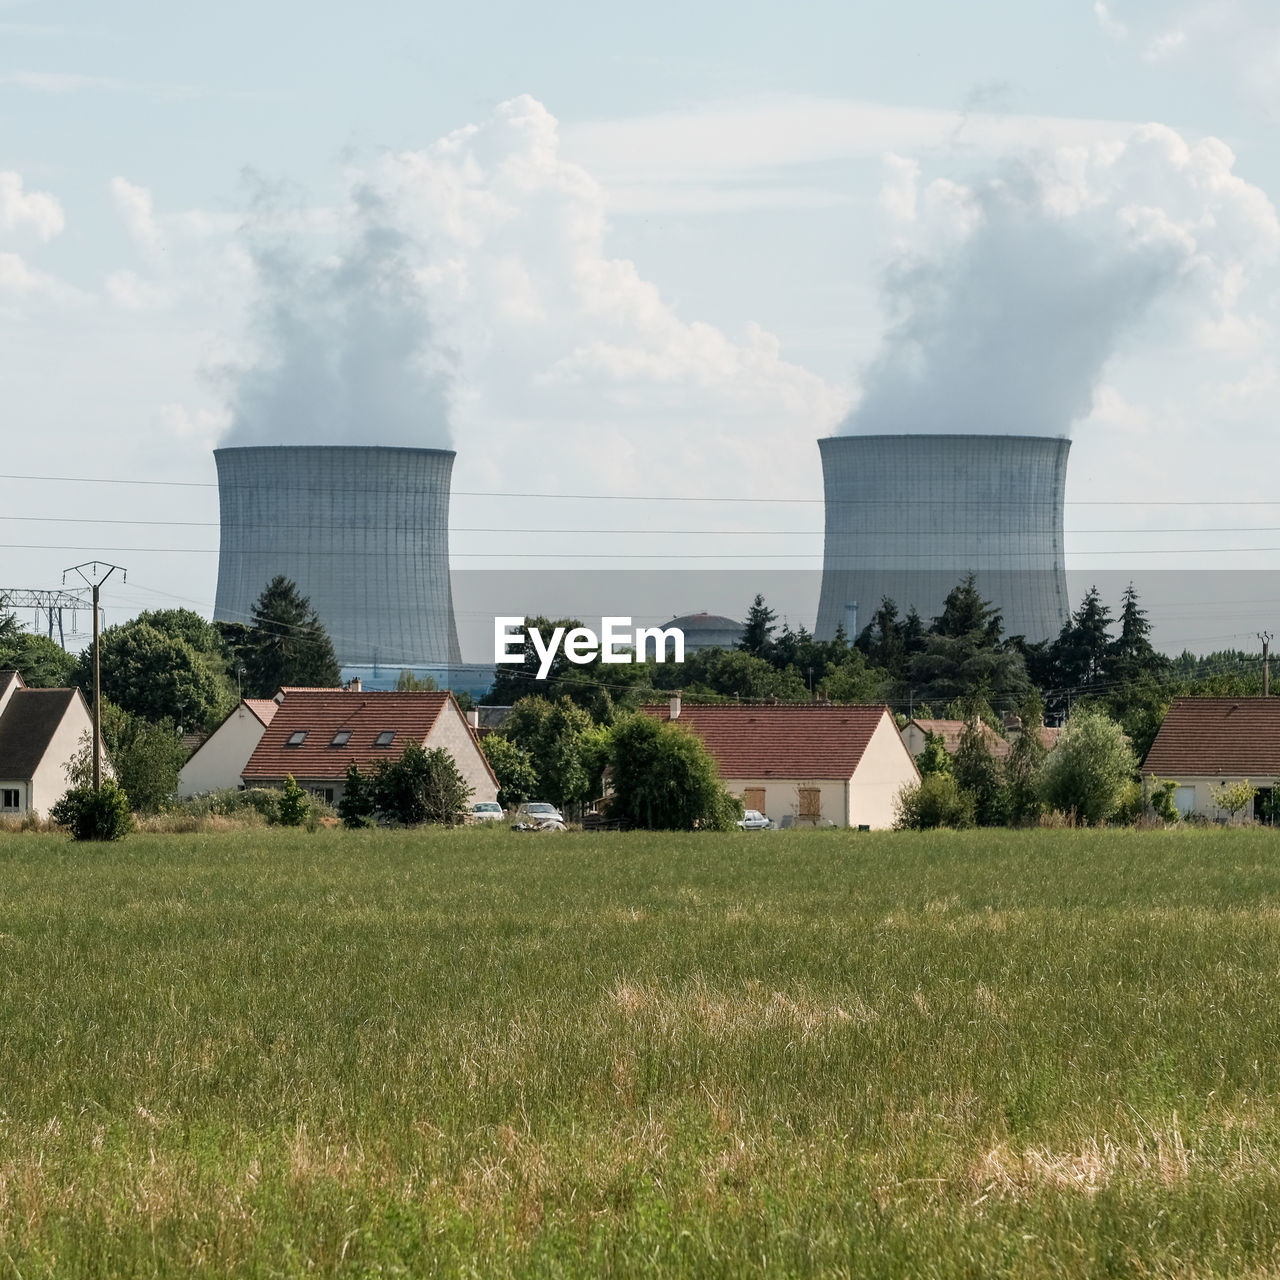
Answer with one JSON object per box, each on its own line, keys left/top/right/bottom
{"left": 466, "top": 709, "right": 479, "bottom": 731}
{"left": 670, "top": 692, "right": 681, "bottom": 720}
{"left": 347, "top": 676, "right": 363, "bottom": 693}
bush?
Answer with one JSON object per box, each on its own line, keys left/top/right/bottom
{"left": 277, "top": 775, "right": 310, "bottom": 828}
{"left": 605, "top": 713, "right": 742, "bottom": 832}
{"left": 1038, "top": 706, "right": 1138, "bottom": 826}
{"left": 373, "top": 743, "right": 473, "bottom": 826}
{"left": 50, "top": 781, "right": 134, "bottom": 841}
{"left": 1146, "top": 775, "right": 1180, "bottom": 825}
{"left": 893, "top": 773, "right": 976, "bottom": 830}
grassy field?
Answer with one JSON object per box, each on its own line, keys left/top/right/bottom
{"left": 1, "top": 826, "right": 1280, "bottom": 1276}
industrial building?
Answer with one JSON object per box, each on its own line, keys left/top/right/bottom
{"left": 213, "top": 445, "right": 462, "bottom": 671}
{"left": 815, "top": 433, "right": 1071, "bottom": 644}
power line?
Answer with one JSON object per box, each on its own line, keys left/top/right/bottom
{"left": 5, "top": 470, "right": 1280, "bottom": 506}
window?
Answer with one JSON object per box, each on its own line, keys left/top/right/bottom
{"left": 1, "top": 789, "right": 18, "bottom": 810}
{"left": 330, "top": 730, "right": 352, "bottom": 747}
{"left": 374, "top": 731, "right": 396, "bottom": 747}
{"left": 311, "top": 787, "right": 335, "bottom": 805}
{"left": 743, "top": 787, "right": 766, "bottom": 812}
{"left": 286, "top": 731, "right": 308, "bottom": 747}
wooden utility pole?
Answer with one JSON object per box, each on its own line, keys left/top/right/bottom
{"left": 63, "top": 562, "right": 126, "bottom": 790}
{"left": 1261, "top": 632, "right": 1274, "bottom": 698}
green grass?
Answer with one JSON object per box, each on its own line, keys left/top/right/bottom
{"left": 1, "top": 826, "right": 1280, "bottom": 1276}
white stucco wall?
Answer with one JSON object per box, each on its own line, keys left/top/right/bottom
{"left": 179, "top": 705, "right": 269, "bottom": 798}
{"left": 425, "top": 701, "right": 499, "bottom": 806}
{"left": 726, "top": 778, "right": 850, "bottom": 827}
{"left": 849, "top": 713, "right": 921, "bottom": 830}
{"left": 29, "top": 695, "right": 95, "bottom": 818}
{"left": 1154, "top": 775, "right": 1274, "bottom": 823}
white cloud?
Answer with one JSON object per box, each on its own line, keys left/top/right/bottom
{"left": 110, "top": 176, "right": 163, "bottom": 257}
{"left": 879, "top": 154, "right": 919, "bottom": 222}
{"left": 0, "top": 70, "right": 125, "bottom": 92}
{"left": 0, "top": 171, "right": 64, "bottom": 240}
{"left": 105, "top": 268, "right": 170, "bottom": 310}
{"left": 561, "top": 96, "right": 1138, "bottom": 196}
{"left": 0, "top": 251, "right": 77, "bottom": 301}
{"left": 1093, "top": 2, "right": 1129, "bottom": 40}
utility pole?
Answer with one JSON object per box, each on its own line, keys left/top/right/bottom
{"left": 63, "top": 562, "right": 126, "bottom": 790}
{"left": 1260, "top": 632, "right": 1274, "bottom": 698}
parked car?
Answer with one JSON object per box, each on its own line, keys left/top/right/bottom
{"left": 470, "top": 801, "right": 505, "bottom": 822}
{"left": 737, "top": 808, "right": 772, "bottom": 830}
{"left": 515, "top": 802, "right": 564, "bottom": 824}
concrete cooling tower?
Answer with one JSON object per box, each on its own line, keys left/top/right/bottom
{"left": 213, "top": 445, "right": 462, "bottom": 668}
{"left": 815, "top": 434, "right": 1071, "bottom": 644}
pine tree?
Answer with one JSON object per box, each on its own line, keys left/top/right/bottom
{"left": 738, "top": 594, "right": 777, "bottom": 659}
{"left": 237, "top": 576, "right": 341, "bottom": 697}
{"left": 1108, "top": 582, "right": 1161, "bottom": 683}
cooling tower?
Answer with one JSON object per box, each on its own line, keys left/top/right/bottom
{"left": 816, "top": 434, "right": 1071, "bottom": 644}
{"left": 213, "top": 445, "right": 462, "bottom": 667}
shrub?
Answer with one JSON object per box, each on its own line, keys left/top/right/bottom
{"left": 50, "top": 781, "right": 134, "bottom": 841}
{"left": 1146, "top": 775, "right": 1180, "bottom": 824}
{"left": 373, "top": 743, "right": 473, "bottom": 826}
{"left": 277, "top": 775, "right": 310, "bottom": 828}
{"left": 1038, "top": 706, "right": 1138, "bottom": 826}
{"left": 605, "top": 714, "right": 742, "bottom": 832}
{"left": 1210, "top": 779, "right": 1258, "bottom": 823}
{"left": 893, "top": 773, "right": 976, "bottom": 830}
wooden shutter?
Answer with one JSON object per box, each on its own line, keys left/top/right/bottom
{"left": 798, "top": 787, "right": 821, "bottom": 822}
{"left": 743, "top": 788, "right": 766, "bottom": 812}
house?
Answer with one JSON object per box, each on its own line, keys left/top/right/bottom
{"left": 0, "top": 670, "right": 96, "bottom": 818}
{"left": 240, "top": 688, "right": 499, "bottom": 807}
{"left": 1142, "top": 698, "right": 1280, "bottom": 821}
{"left": 177, "top": 698, "right": 280, "bottom": 798}
{"left": 642, "top": 695, "right": 919, "bottom": 829}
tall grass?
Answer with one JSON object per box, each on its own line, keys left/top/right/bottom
{"left": 0, "top": 826, "right": 1278, "bottom": 1276}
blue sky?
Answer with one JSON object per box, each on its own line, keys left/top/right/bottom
{"left": 2, "top": 0, "right": 1280, "bottom": 647}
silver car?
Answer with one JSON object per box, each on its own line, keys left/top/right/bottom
{"left": 470, "top": 801, "right": 505, "bottom": 822}
{"left": 737, "top": 808, "right": 772, "bottom": 830}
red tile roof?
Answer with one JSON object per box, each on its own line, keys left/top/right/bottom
{"left": 910, "top": 718, "right": 1012, "bottom": 759}
{"left": 1142, "top": 698, "right": 1280, "bottom": 777}
{"left": 244, "top": 699, "right": 279, "bottom": 728}
{"left": 641, "top": 703, "right": 903, "bottom": 779}
{"left": 243, "top": 690, "right": 452, "bottom": 781}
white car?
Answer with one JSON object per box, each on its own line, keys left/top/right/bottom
{"left": 737, "top": 809, "right": 771, "bottom": 830}
{"left": 515, "top": 802, "right": 564, "bottom": 825}
{"left": 470, "top": 801, "right": 505, "bottom": 822}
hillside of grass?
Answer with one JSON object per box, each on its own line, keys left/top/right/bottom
{"left": 1, "top": 826, "right": 1279, "bottom": 1277}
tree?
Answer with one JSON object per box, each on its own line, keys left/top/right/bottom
{"left": 337, "top": 763, "right": 376, "bottom": 828}
{"left": 501, "top": 695, "right": 599, "bottom": 810}
{"left": 372, "top": 742, "right": 473, "bottom": 825}
{"left": 1038, "top": 706, "right": 1137, "bottom": 825}
{"left": 1050, "top": 586, "right": 1114, "bottom": 693}
{"left": 914, "top": 730, "right": 951, "bottom": 778}
{"left": 952, "top": 719, "right": 1004, "bottom": 826}
{"left": 99, "top": 701, "right": 187, "bottom": 814}
{"left": 1210, "top": 779, "right": 1258, "bottom": 823}
{"left": 893, "top": 774, "right": 975, "bottom": 830}
{"left": 75, "top": 622, "right": 231, "bottom": 730}
{"left": 1002, "top": 691, "right": 1048, "bottom": 826}
{"left": 0, "top": 631, "right": 76, "bottom": 688}
{"left": 1108, "top": 583, "right": 1165, "bottom": 684}
{"left": 678, "top": 648, "right": 809, "bottom": 703}
{"left": 606, "top": 713, "right": 742, "bottom": 831}
{"left": 905, "top": 577, "right": 1031, "bottom": 713}
{"left": 395, "top": 670, "right": 439, "bottom": 692}
{"left": 480, "top": 734, "right": 539, "bottom": 808}
{"left": 233, "top": 577, "right": 340, "bottom": 698}
{"left": 738, "top": 594, "right": 777, "bottom": 659}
